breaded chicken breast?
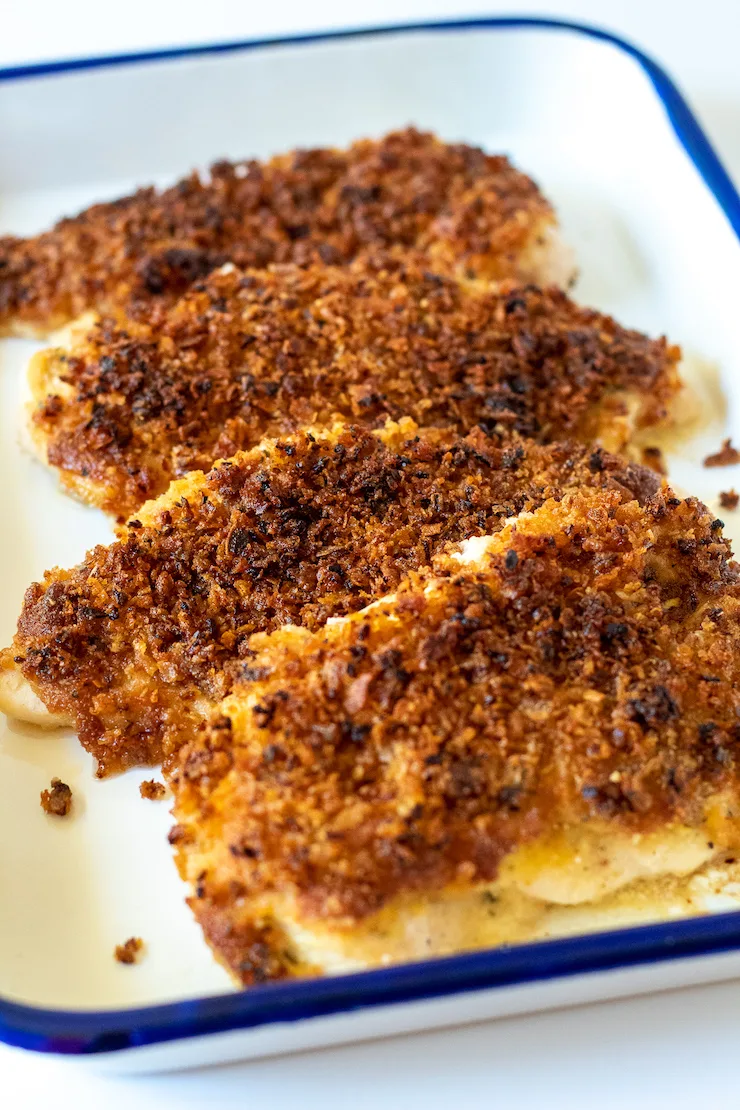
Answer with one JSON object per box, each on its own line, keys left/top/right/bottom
{"left": 171, "top": 488, "right": 740, "bottom": 985}
{"left": 0, "top": 420, "right": 661, "bottom": 775}
{"left": 27, "top": 255, "right": 680, "bottom": 518}
{"left": 0, "top": 128, "right": 571, "bottom": 338}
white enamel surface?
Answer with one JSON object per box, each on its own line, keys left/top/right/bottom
{"left": 84, "top": 949, "right": 740, "bottom": 1074}
{"left": 1, "top": 23, "right": 740, "bottom": 1070}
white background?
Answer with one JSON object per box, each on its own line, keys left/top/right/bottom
{"left": 4, "top": 1, "right": 740, "bottom": 1107}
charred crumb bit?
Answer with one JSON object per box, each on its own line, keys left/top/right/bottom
{"left": 114, "top": 937, "right": 144, "bottom": 965}
{"left": 240, "top": 666, "right": 271, "bottom": 683}
{"left": 641, "top": 445, "right": 667, "bottom": 475}
{"left": 252, "top": 702, "right": 276, "bottom": 728}
{"left": 720, "top": 489, "right": 739, "bottom": 510}
{"left": 603, "top": 621, "right": 629, "bottom": 645}
{"left": 139, "top": 779, "right": 167, "bottom": 801}
{"left": 167, "top": 823, "right": 189, "bottom": 846}
{"left": 40, "top": 778, "right": 72, "bottom": 817}
{"left": 341, "top": 721, "right": 371, "bottom": 745}
{"left": 498, "top": 785, "right": 523, "bottom": 809}
{"left": 666, "top": 768, "right": 680, "bottom": 792}
{"left": 628, "top": 685, "right": 679, "bottom": 729}
{"left": 501, "top": 445, "right": 524, "bottom": 470}
{"left": 704, "top": 439, "right": 740, "bottom": 467}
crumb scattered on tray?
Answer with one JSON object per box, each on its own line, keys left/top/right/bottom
{"left": 114, "top": 937, "right": 144, "bottom": 965}
{"left": 704, "top": 439, "right": 740, "bottom": 467}
{"left": 140, "top": 779, "right": 167, "bottom": 801}
{"left": 720, "top": 489, "right": 739, "bottom": 510}
{"left": 641, "top": 445, "right": 667, "bottom": 475}
{"left": 40, "top": 777, "right": 72, "bottom": 817}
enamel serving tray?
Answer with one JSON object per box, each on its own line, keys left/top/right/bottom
{"left": 2, "top": 16, "right": 740, "bottom": 1074}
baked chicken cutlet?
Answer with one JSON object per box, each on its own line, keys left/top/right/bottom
{"left": 0, "top": 128, "right": 572, "bottom": 337}
{"left": 171, "top": 487, "right": 740, "bottom": 984}
{"left": 27, "top": 256, "right": 680, "bottom": 518}
{"left": 0, "top": 420, "right": 661, "bottom": 775}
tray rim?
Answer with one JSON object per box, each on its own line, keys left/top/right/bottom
{"left": 2, "top": 13, "right": 740, "bottom": 1057}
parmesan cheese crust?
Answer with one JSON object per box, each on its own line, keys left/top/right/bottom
{"left": 1, "top": 421, "right": 661, "bottom": 775}
{"left": 171, "top": 489, "right": 740, "bottom": 985}
{"left": 0, "top": 128, "right": 565, "bottom": 337}
{"left": 28, "top": 256, "right": 679, "bottom": 518}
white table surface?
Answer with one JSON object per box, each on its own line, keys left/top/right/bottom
{"left": 4, "top": 2, "right": 740, "bottom": 1106}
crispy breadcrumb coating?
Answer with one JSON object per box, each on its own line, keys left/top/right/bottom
{"left": 0, "top": 128, "right": 560, "bottom": 336}
{"left": 28, "top": 255, "right": 679, "bottom": 517}
{"left": 171, "top": 488, "right": 740, "bottom": 985}
{"left": 3, "top": 420, "right": 660, "bottom": 776}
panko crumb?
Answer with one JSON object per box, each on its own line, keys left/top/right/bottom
{"left": 720, "top": 489, "right": 739, "bottom": 510}
{"left": 704, "top": 439, "right": 740, "bottom": 467}
{"left": 40, "top": 777, "right": 72, "bottom": 817}
{"left": 641, "top": 445, "right": 667, "bottom": 475}
{"left": 114, "top": 937, "right": 144, "bottom": 964}
{"left": 140, "top": 779, "right": 167, "bottom": 801}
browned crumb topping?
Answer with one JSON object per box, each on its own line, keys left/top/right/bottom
{"left": 31, "top": 255, "right": 679, "bottom": 517}
{"left": 172, "top": 489, "right": 740, "bottom": 984}
{"left": 0, "top": 128, "right": 552, "bottom": 334}
{"left": 704, "top": 439, "right": 740, "bottom": 467}
{"left": 39, "top": 777, "right": 72, "bottom": 817}
{"left": 114, "top": 937, "right": 143, "bottom": 964}
{"left": 720, "top": 489, "right": 739, "bottom": 510}
{"left": 11, "top": 421, "right": 661, "bottom": 776}
{"left": 641, "top": 445, "right": 667, "bottom": 475}
{"left": 139, "top": 779, "right": 167, "bottom": 800}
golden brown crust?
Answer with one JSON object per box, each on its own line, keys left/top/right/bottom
{"left": 171, "top": 489, "right": 740, "bottom": 984}
{"left": 30, "top": 255, "right": 679, "bottom": 518}
{"left": 189, "top": 898, "right": 308, "bottom": 984}
{"left": 0, "top": 128, "right": 554, "bottom": 335}
{"left": 9, "top": 420, "right": 661, "bottom": 776}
